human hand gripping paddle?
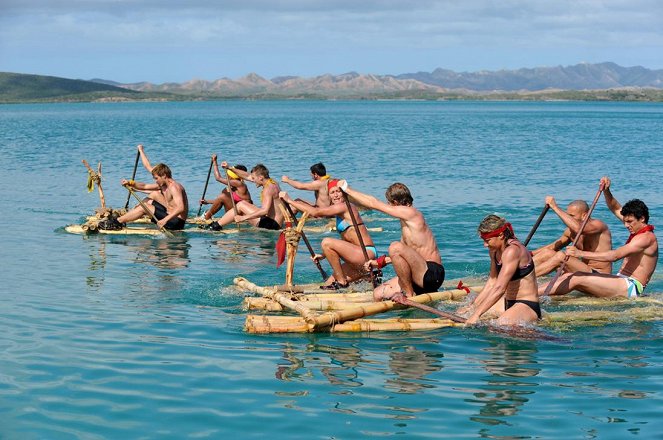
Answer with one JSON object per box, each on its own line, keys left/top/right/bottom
{"left": 542, "top": 183, "right": 605, "bottom": 296}
{"left": 124, "top": 185, "right": 174, "bottom": 238}
{"left": 280, "top": 199, "right": 329, "bottom": 281}
{"left": 196, "top": 156, "right": 214, "bottom": 217}
{"left": 339, "top": 187, "right": 381, "bottom": 288}
{"left": 124, "top": 150, "right": 141, "bottom": 210}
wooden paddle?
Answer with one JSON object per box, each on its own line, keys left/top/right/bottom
{"left": 281, "top": 199, "right": 329, "bottom": 281}
{"left": 392, "top": 295, "right": 467, "bottom": 323}
{"left": 226, "top": 169, "right": 241, "bottom": 231}
{"left": 124, "top": 151, "right": 141, "bottom": 209}
{"left": 196, "top": 157, "right": 214, "bottom": 217}
{"left": 125, "top": 186, "right": 174, "bottom": 238}
{"left": 523, "top": 204, "right": 550, "bottom": 246}
{"left": 542, "top": 183, "right": 605, "bottom": 296}
{"left": 340, "top": 189, "right": 380, "bottom": 288}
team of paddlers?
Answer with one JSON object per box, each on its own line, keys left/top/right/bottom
{"left": 93, "top": 145, "right": 659, "bottom": 327}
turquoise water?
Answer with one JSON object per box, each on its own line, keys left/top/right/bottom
{"left": 0, "top": 101, "right": 662, "bottom": 439}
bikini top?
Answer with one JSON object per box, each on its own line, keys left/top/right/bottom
{"left": 494, "top": 239, "right": 535, "bottom": 281}
{"left": 336, "top": 216, "right": 364, "bottom": 234}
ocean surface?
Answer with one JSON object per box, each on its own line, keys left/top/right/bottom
{"left": 0, "top": 100, "right": 662, "bottom": 439}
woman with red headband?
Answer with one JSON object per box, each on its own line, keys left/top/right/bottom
{"left": 459, "top": 214, "right": 541, "bottom": 325}
{"left": 279, "top": 179, "right": 377, "bottom": 290}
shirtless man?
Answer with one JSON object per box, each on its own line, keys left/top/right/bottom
{"left": 199, "top": 154, "right": 252, "bottom": 220}
{"left": 533, "top": 197, "right": 612, "bottom": 276}
{"left": 339, "top": 180, "right": 444, "bottom": 300}
{"left": 111, "top": 162, "right": 188, "bottom": 230}
{"left": 281, "top": 162, "right": 332, "bottom": 208}
{"left": 203, "top": 162, "right": 283, "bottom": 231}
{"left": 541, "top": 177, "right": 657, "bottom": 298}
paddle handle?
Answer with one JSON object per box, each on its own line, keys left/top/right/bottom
{"left": 282, "top": 200, "right": 329, "bottom": 281}
{"left": 341, "top": 190, "right": 380, "bottom": 288}
{"left": 523, "top": 204, "right": 550, "bottom": 246}
{"left": 543, "top": 184, "right": 604, "bottom": 295}
{"left": 124, "top": 151, "right": 141, "bottom": 209}
{"left": 197, "top": 157, "right": 214, "bottom": 217}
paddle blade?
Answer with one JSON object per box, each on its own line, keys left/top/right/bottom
{"left": 275, "top": 231, "right": 287, "bottom": 267}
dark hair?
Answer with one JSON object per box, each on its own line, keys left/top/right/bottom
{"left": 235, "top": 164, "right": 248, "bottom": 172}
{"left": 385, "top": 183, "right": 413, "bottom": 206}
{"left": 621, "top": 199, "right": 649, "bottom": 223}
{"left": 310, "top": 162, "right": 326, "bottom": 176}
{"left": 251, "top": 163, "right": 270, "bottom": 179}
{"left": 151, "top": 163, "right": 172, "bottom": 178}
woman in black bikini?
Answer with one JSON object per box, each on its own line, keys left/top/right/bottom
{"left": 459, "top": 214, "right": 541, "bottom": 326}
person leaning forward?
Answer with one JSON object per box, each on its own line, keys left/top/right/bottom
{"left": 540, "top": 177, "right": 658, "bottom": 298}
{"left": 458, "top": 215, "right": 540, "bottom": 326}
{"left": 203, "top": 162, "right": 283, "bottom": 231}
{"left": 532, "top": 196, "right": 612, "bottom": 276}
{"left": 114, "top": 161, "right": 188, "bottom": 231}
{"left": 338, "top": 180, "right": 445, "bottom": 301}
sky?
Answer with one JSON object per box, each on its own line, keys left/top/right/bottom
{"left": 1, "top": 0, "right": 662, "bottom": 84}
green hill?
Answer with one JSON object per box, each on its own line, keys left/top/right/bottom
{"left": 0, "top": 72, "right": 179, "bottom": 103}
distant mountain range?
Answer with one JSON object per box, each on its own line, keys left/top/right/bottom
{"left": 109, "top": 62, "right": 663, "bottom": 96}
{"left": 2, "top": 62, "right": 663, "bottom": 103}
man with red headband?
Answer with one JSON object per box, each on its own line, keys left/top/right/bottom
{"left": 458, "top": 214, "right": 540, "bottom": 325}
{"left": 281, "top": 162, "right": 332, "bottom": 209}
{"left": 541, "top": 177, "right": 657, "bottom": 298}
{"left": 338, "top": 180, "right": 444, "bottom": 300}
{"left": 532, "top": 196, "right": 612, "bottom": 276}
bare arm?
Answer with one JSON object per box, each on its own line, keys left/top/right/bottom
{"left": 533, "top": 233, "right": 571, "bottom": 254}
{"left": 222, "top": 162, "right": 252, "bottom": 181}
{"left": 567, "top": 236, "right": 649, "bottom": 262}
{"left": 281, "top": 176, "right": 323, "bottom": 191}
{"left": 466, "top": 248, "right": 520, "bottom": 324}
{"left": 280, "top": 192, "right": 345, "bottom": 217}
{"left": 137, "top": 145, "right": 153, "bottom": 173}
{"left": 340, "top": 180, "right": 413, "bottom": 220}
{"left": 601, "top": 176, "right": 623, "bottom": 221}
{"left": 122, "top": 179, "right": 159, "bottom": 192}
{"left": 211, "top": 155, "right": 229, "bottom": 184}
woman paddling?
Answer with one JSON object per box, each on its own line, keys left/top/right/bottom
{"left": 280, "top": 179, "right": 377, "bottom": 290}
{"left": 458, "top": 214, "right": 541, "bottom": 325}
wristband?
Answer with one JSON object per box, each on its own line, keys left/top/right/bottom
{"left": 376, "top": 254, "right": 388, "bottom": 269}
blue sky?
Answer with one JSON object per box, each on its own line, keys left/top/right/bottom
{"left": 1, "top": 0, "right": 661, "bottom": 83}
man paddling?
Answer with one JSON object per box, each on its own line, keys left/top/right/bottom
{"left": 540, "top": 177, "right": 658, "bottom": 298}
{"left": 199, "top": 154, "right": 252, "bottom": 220}
{"left": 533, "top": 196, "right": 612, "bottom": 276}
{"left": 339, "top": 180, "right": 444, "bottom": 300}
{"left": 100, "top": 162, "right": 188, "bottom": 230}
{"left": 202, "top": 162, "right": 283, "bottom": 231}
{"left": 281, "top": 162, "right": 333, "bottom": 208}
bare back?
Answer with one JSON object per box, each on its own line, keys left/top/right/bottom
{"left": 574, "top": 218, "right": 612, "bottom": 273}
{"left": 399, "top": 206, "right": 441, "bottom": 264}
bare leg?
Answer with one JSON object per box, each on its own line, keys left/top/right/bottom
{"left": 204, "top": 190, "right": 232, "bottom": 220}
{"left": 541, "top": 271, "right": 628, "bottom": 298}
{"left": 118, "top": 198, "right": 155, "bottom": 223}
{"left": 533, "top": 249, "right": 563, "bottom": 277}
{"left": 497, "top": 302, "right": 538, "bottom": 325}
{"left": 388, "top": 241, "right": 429, "bottom": 297}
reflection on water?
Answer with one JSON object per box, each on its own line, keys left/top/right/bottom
{"left": 119, "top": 236, "right": 192, "bottom": 270}
{"left": 468, "top": 338, "right": 539, "bottom": 429}
{"left": 386, "top": 346, "right": 444, "bottom": 394}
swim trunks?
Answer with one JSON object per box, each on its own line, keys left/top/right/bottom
{"left": 504, "top": 299, "right": 542, "bottom": 319}
{"left": 617, "top": 273, "right": 644, "bottom": 298}
{"left": 412, "top": 261, "right": 445, "bottom": 295}
{"left": 151, "top": 201, "right": 186, "bottom": 230}
{"left": 257, "top": 215, "right": 281, "bottom": 231}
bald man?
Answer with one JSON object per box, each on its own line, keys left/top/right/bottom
{"left": 532, "top": 196, "right": 612, "bottom": 276}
